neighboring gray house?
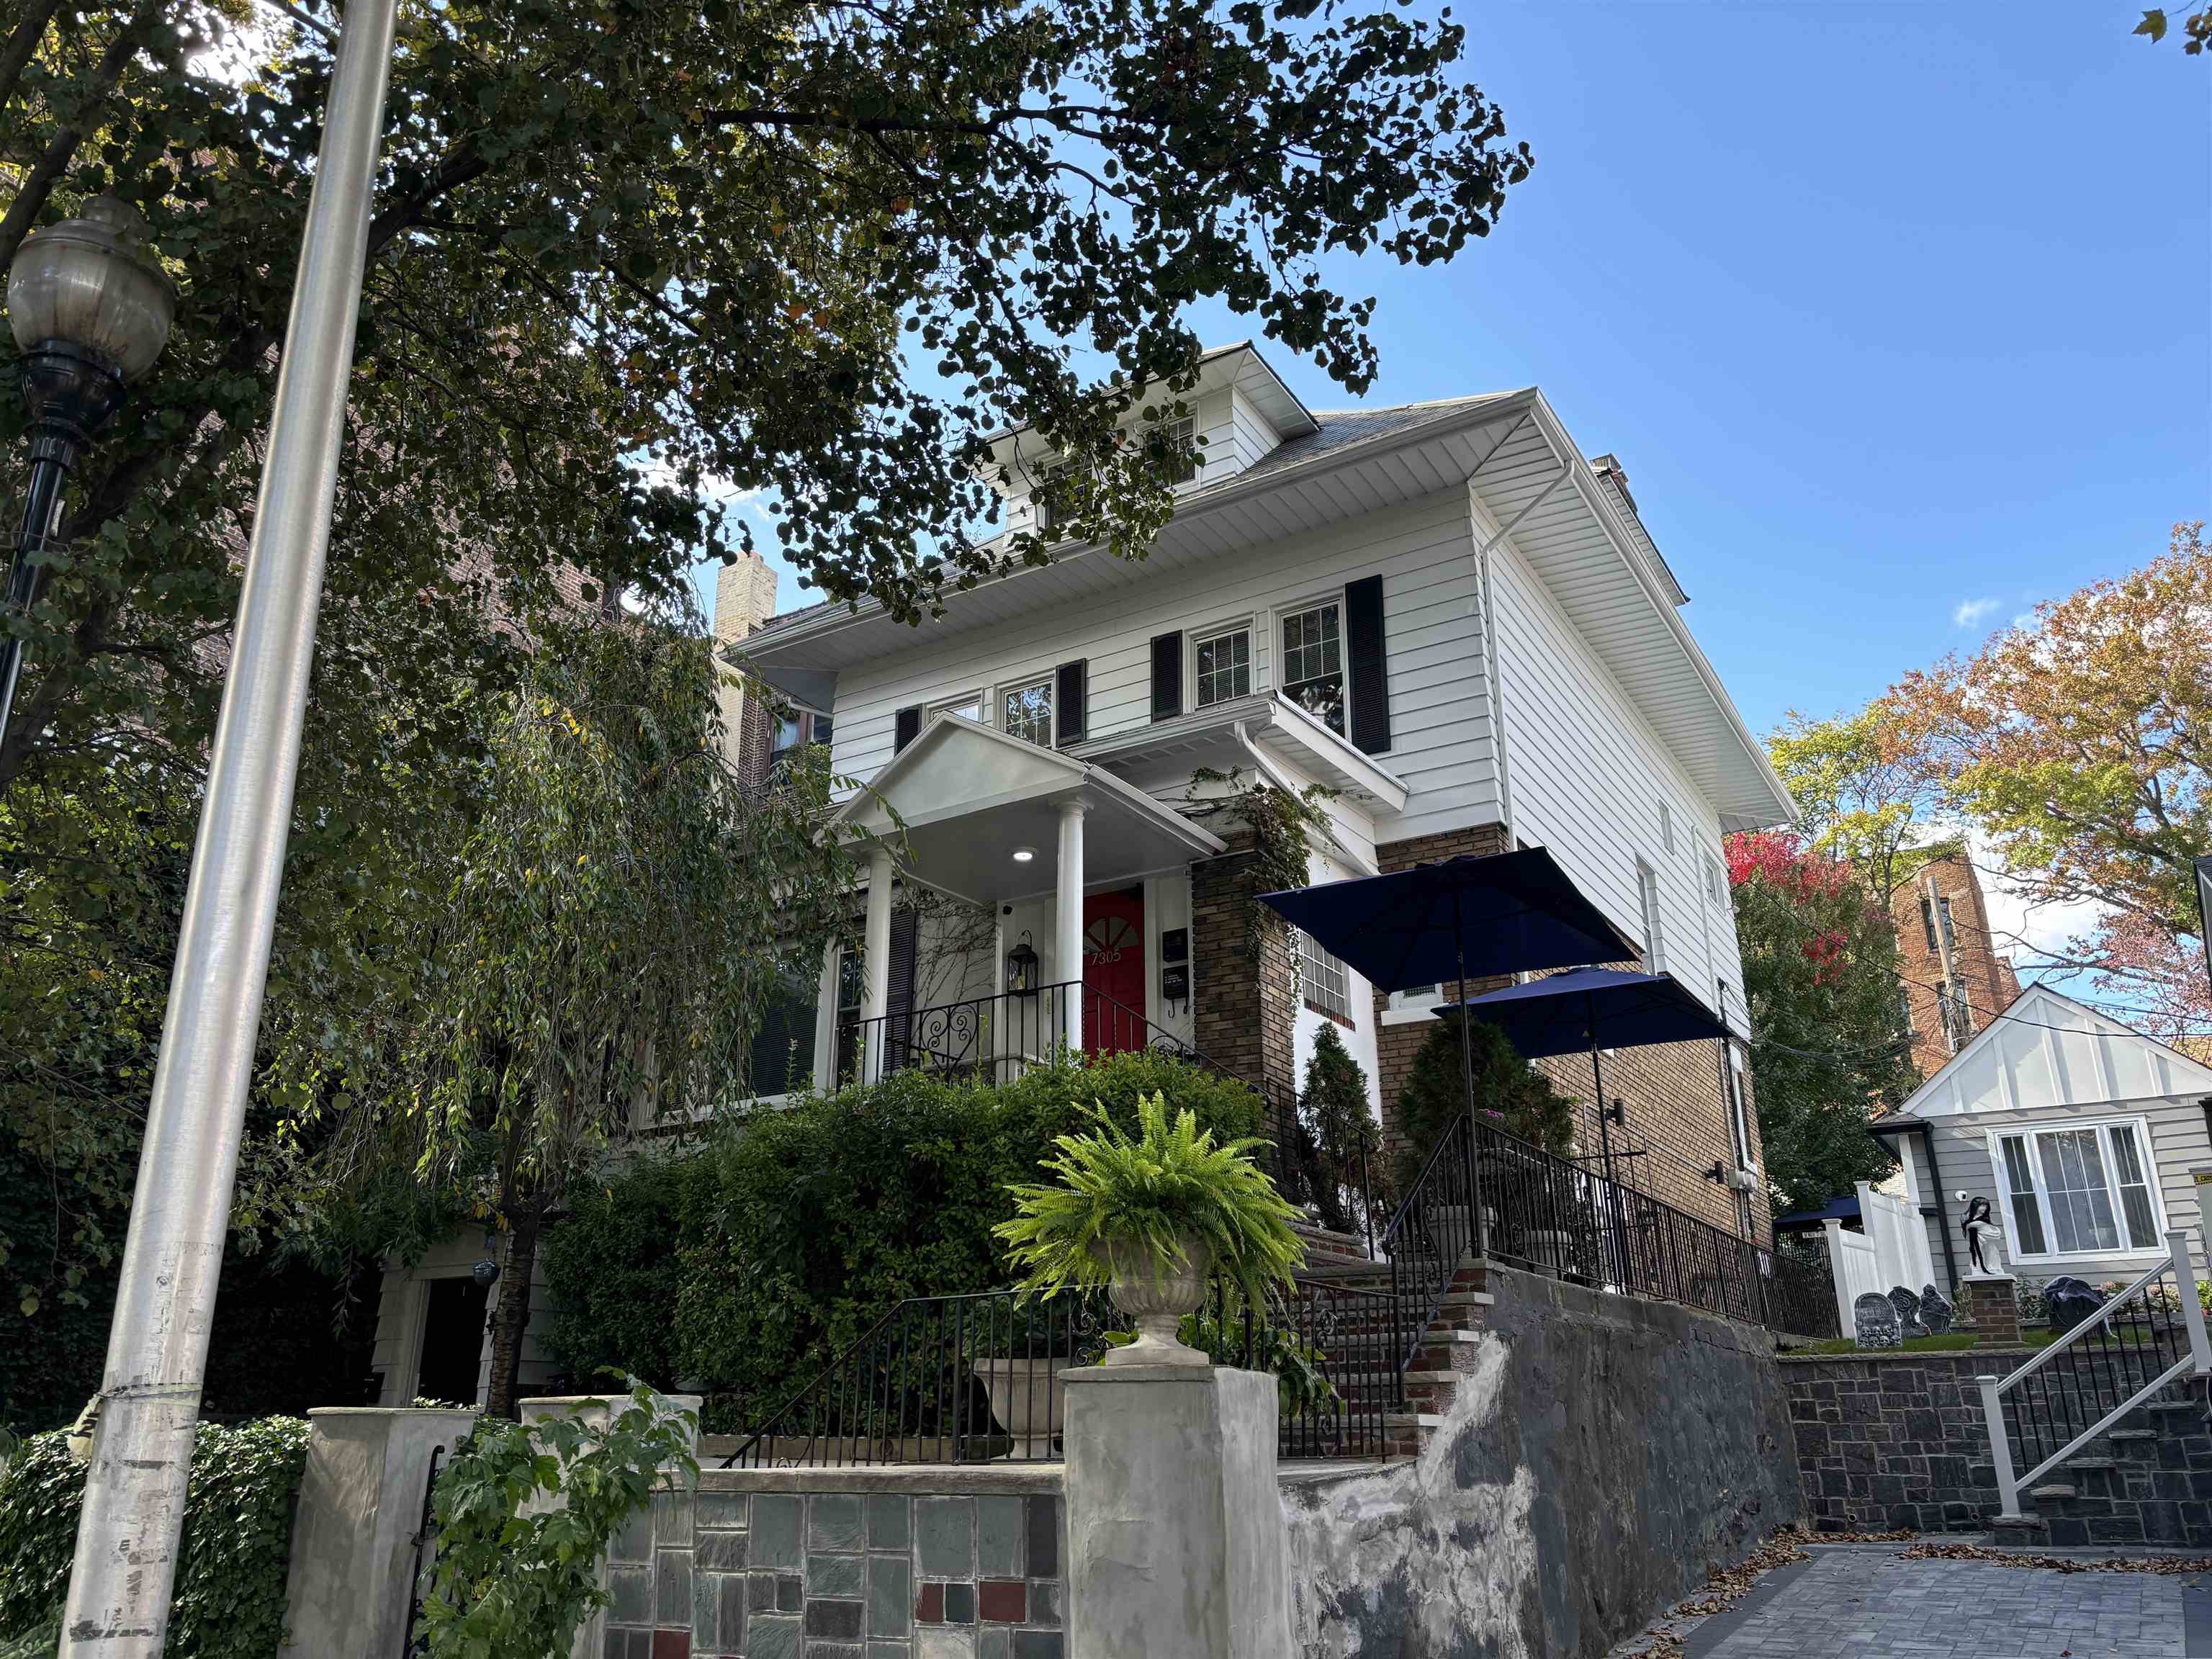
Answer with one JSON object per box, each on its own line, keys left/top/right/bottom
{"left": 1873, "top": 983, "right": 2212, "bottom": 1290}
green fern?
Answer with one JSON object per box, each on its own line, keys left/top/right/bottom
{"left": 994, "top": 1092, "right": 1305, "bottom": 1310}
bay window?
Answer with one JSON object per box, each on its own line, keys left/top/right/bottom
{"left": 1992, "top": 1118, "right": 2164, "bottom": 1259}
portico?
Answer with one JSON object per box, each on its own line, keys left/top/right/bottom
{"left": 818, "top": 714, "right": 1226, "bottom": 1087}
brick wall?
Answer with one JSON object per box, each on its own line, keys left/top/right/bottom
{"left": 1369, "top": 825, "right": 1511, "bottom": 1173}
{"left": 600, "top": 1470, "right": 1069, "bottom": 1659}
{"left": 1191, "top": 828, "right": 1298, "bottom": 1138}
{"left": 1367, "top": 826, "right": 1769, "bottom": 1246}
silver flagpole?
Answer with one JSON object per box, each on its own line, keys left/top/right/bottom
{"left": 59, "top": 3, "right": 399, "bottom": 1650}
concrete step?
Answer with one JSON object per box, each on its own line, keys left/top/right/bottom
{"left": 2106, "top": 1428, "right": 2159, "bottom": 1441}
{"left": 2029, "top": 1484, "right": 2077, "bottom": 1501}
{"left": 2063, "top": 1457, "right": 2118, "bottom": 1472}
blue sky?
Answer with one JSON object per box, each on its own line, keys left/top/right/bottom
{"left": 696, "top": 1, "right": 2208, "bottom": 742}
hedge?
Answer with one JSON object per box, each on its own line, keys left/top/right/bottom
{"left": 0, "top": 1416, "right": 310, "bottom": 1658}
{"left": 539, "top": 1051, "right": 1265, "bottom": 1429}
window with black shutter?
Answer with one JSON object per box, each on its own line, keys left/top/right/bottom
{"left": 745, "top": 981, "right": 819, "bottom": 1097}
{"left": 1344, "top": 574, "right": 1391, "bottom": 754}
{"left": 894, "top": 706, "right": 921, "bottom": 753}
{"left": 1150, "top": 631, "right": 1183, "bottom": 721}
{"left": 1056, "top": 660, "right": 1087, "bottom": 747}
{"left": 884, "top": 907, "right": 920, "bottom": 1067}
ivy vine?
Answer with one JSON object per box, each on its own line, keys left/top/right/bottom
{"left": 1178, "top": 768, "right": 1339, "bottom": 962}
{"left": 0, "top": 1416, "right": 310, "bottom": 1659}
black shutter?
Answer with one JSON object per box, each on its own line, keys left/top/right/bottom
{"left": 884, "top": 906, "right": 920, "bottom": 1068}
{"left": 747, "top": 982, "right": 818, "bottom": 1097}
{"left": 1150, "top": 631, "right": 1183, "bottom": 721}
{"left": 894, "top": 706, "right": 922, "bottom": 754}
{"left": 1344, "top": 574, "right": 1391, "bottom": 754}
{"left": 1056, "top": 660, "right": 1087, "bottom": 747}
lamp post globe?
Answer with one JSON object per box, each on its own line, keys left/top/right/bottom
{"left": 2, "top": 196, "right": 176, "bottom": 757}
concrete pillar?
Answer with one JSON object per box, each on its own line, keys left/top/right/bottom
{"left": 813, "top": 938, "right": 840, "bottom": 1092}
{"left": 278, "top": 1406, "right": 480, "bottom": 1659}
{"left": 1061, "top": 1365, "right": 1290, "bottom": 1659}
{"left": 861, "top": 845, "right": 894, "bottom": 1081}
{"left": 1056, "top": 800, "right": 1087, "bottom": 1053}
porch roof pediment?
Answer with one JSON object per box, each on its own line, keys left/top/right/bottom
{"left": 835, "top": 714, "right": 1225, "bottom": 904}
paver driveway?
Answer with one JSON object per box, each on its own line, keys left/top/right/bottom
{"left": 1667, "top": 1546, "right": 2211, "bottom": 1659}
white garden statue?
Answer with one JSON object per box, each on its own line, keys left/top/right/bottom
{"left": 1959, "top": 1192, "right": 2008, "bottom": 1277}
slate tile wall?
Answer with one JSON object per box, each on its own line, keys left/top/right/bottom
{"left": 599, "top": 1478, "right": 1067, "bottom": 1659}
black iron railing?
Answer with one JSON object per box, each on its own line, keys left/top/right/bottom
{"left": 1765, "top": 1245, "right": 1842, "bottom": 1341}
{"left": 719, "top": 1276, "right": 1403, "bottom": 1468}
{"left": 1382, "top": 1110, "right": 1829, "bottom": 1347}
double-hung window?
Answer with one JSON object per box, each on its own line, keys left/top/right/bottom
{"left": 1280, "top": 600, "right": 1346, "bottom": 734}
{"left": 1702, "top": 850, "right": 1725, "bottom": 906}
{"left": 1002, "top": 678, "right": 1053, "bottom": 747}
{"left": 1296, "top": 930, "right": 1354, "bottom": 1023}
{"left": 1992, "top": 1119, "right": 2164, "bottom": 1259}
{"left": 1192, "top": 624, "right": 1252, "bottom": 708}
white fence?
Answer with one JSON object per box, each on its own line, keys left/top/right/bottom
{"left": 1822, "top": 1181, "right": 1939, "bottom": 1336}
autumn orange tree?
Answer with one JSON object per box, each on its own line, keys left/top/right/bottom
{"left": 1888, "top": 523, "right": 2210, "bottom": 1045}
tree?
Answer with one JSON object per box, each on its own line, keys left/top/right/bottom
{"left": 1, "top": 0, "right": 1532, "bottom": 1316}
{"left": 279, "top": 606, "right": 859, "bottom": 1416}
{"left": 1295, "top": 1022, "right": 1377, "bottom": 1236}
{"left": 1766, "top": 702, "right": 1944, "bottom": 907}
{"left": 1393, "top": 1016, "right": 1575, "bottom": 1188}
{"left": 1725, "top": 832, "right": 1912, "bottom": 1213}
{"left": 1887, "top": 522, "right": 2211, "bottom": 1046}
{"left": 1, "top": 0, "right": 1534, "bottom": 792}
{"left": 2135, "top": 8, "right": 2211, "bottom": 55}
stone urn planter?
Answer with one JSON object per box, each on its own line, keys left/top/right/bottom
{"left": 1098, "top": 1233, "right": 1214, "bottom": 1367}
{"left": 973, "top": 1354, "right": 1075, "bottom": 1460}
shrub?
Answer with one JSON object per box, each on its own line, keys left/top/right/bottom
{"left": 416, "top": 1384, "right": 696, "bottom": 1659}
{"left": 1297, "top": 1024, "right": 1380, "bottom": 1233}
{"left": 536, "top": 1051, "right": 1264, "bottom": 1431}
{"left": 1395, "top": 1016, "right": 1576, "bottom": 1185}
{"left": 0, "top": 1416, "right": 310, "bottom": 1659}
{"left": 538, "top": 1149, "right": 706, "bottom": 1392}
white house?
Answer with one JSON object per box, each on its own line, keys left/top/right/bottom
{"left": 741, "top": 341, "right": 1794, "bottom": 1247}
{"left": 1871, "top": 982, "right": 2212, "bottom": 1289}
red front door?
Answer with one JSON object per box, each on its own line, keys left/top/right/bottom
{"left": 1082, "top": 888, "right": 1147, "bottom": 1054}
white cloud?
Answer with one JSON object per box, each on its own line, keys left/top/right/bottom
{"left": 1961, "top": 828, "right": 2110, "bottom": 981}
{"left": 1952, "top": 597, "right": 2000, "bottom": 629}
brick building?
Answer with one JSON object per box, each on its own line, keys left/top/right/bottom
{"left": 1889, "top": 849, "right": 2021, "bottom": 1081}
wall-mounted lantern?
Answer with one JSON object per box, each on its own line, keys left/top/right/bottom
{"left": 1006, "top": 930, "right": 1040, "bottom": 997}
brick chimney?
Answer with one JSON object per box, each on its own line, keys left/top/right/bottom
{"left": 713, "top": 549, "right": 780, "bottom": 785}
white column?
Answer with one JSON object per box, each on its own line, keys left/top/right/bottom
{"left": 861, "top": 846, "right": 894, "bottom": 1082}
{"left": 812, "top": 939, "right": 841, "bottom": 1092}
{"left": 1056, "top": 801, "right": 1087, "bottom": 1054}
{"left": 990, "top": 907, "right": 1008, "bottom": 1078}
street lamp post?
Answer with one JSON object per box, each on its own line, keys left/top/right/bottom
{"left": 2, "top": 197, "right": 175, "bottom": 755}
{"left": 57, "top": 1, "right": 400, "bottom": 1651}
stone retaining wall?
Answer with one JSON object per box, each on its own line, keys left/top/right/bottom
{"left": 1279, "top": 1263, "right": 1802, "bottom": 1658}
{"left": 598, "top": 1466, "right": 1068, "bottom": 1659}
{"left": 1781, "top": 1350, "right": 2020, "bottom": 1533}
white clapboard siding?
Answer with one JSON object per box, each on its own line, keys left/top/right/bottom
{"left": 1488, "top": 526, "right": 1746, "bottom": 1025}
{"left": 827, "top": 487, "right": 1504, "bottom": 835}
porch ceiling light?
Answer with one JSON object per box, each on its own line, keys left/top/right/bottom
{"left": 1011, "top": 845, "right": 1037, "bottom": 863}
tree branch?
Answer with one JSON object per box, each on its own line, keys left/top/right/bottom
{"left": 0, "top": 0, "right": 65, "bottom": 117}
{"left": 0, "top": 0, "right": 163, "bottom": 271}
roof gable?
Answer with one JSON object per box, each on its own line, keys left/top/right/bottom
{"left": 1899, "top": 983, "right": 2212, "bottom": 1118}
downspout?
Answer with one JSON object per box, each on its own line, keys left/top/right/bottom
{"left": 1922, "top": 1123, "right": 1959, "bottom": 1290}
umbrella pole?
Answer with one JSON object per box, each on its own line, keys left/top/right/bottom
{"left": 1455, "top": 888, "right": 1487, "bottom": 1262}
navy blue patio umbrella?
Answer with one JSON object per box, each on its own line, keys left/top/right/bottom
{"left": 1435, "top": 966, "right": 1728, "bottom": 1186}
{"left": 1259, "top": 848, "right": 1637, "bottom": 1253}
